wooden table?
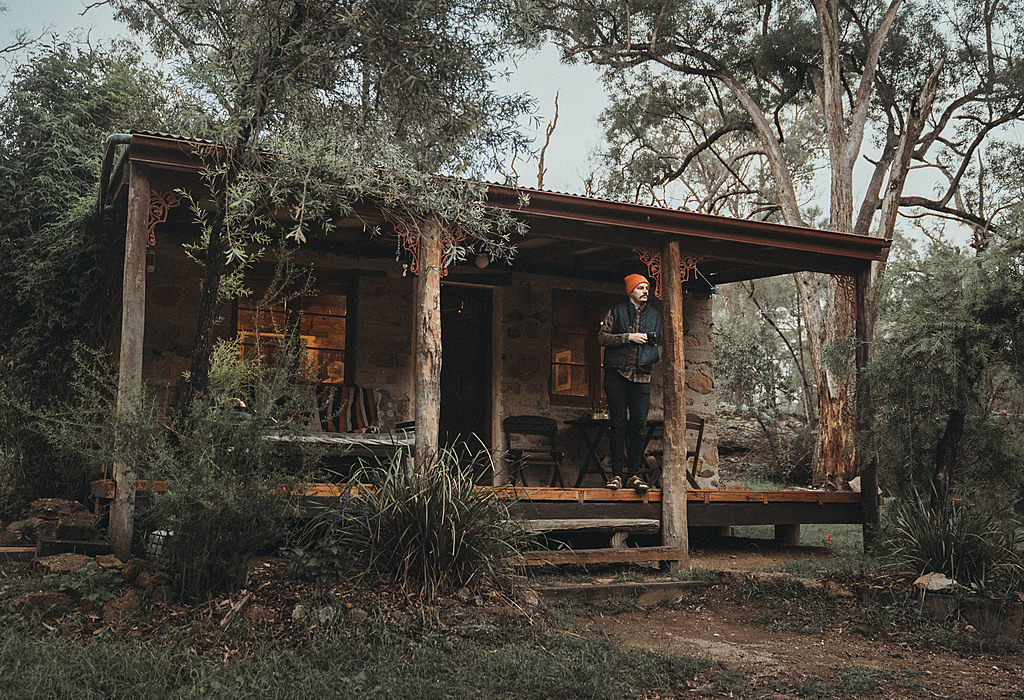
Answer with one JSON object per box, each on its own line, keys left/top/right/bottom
{"left": 565, "top": 417, "right": 663, "bottom": 487}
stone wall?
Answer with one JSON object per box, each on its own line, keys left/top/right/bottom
{"left": 136, "top": 244, "right": 719, "bottom": 487}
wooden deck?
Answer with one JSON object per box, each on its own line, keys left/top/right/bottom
{"left": 91, "top": 480, "right": 866, "bottom": 528}
{"left": 502, "top": 486, "right": 866, "bottom": 528}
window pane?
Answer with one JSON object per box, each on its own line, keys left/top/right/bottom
{"left": 551, "top": 364, "right": 589, "bottom": 396}
{"left": 552, "top": 333, "right": 587, "bottom": 365}
{"left": 237, "top": 294, "right": 347, "bottom": 383}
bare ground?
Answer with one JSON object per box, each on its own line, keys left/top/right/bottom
{"left": 577, "top": 544, "right": 1024, "bottom": 699}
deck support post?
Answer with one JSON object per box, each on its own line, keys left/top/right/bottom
{"left": 111, "top": 162, "right": 149, "bottom": 559}
{"left": 660, "top": 240, "right": 689, "bottom": 570}
{"left": 413, "top": 216, "right": 443, "bottom": 471}
{"left": 775, "top": 524, "right": 800, "bottom": 546}
{"left": 855, "top": 265, "right": 879, "bottom": 546}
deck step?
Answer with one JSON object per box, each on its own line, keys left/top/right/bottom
{"left": 519, "top": 518, "right": 660, "bottom": 534}
{"left": 0, "top": 546, "right": 37, "bottom": 562}
{"left": 519, "top": 546, "right": 687, "bottom": 566}
{"left": 35, "top": 539, "right": 112, "bottom": 557}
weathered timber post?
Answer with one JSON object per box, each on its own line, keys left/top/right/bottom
{"left": 413, "top": 217, "right": 443, "bottom": 470}
{"left": 111, "top": 162, "right": 149, "bottom": 559}
{"left": 855, "top": 265, "right": 879, "bottom": 546}
{"left": 660, "top": 239, "right": 689, "bottom": 569}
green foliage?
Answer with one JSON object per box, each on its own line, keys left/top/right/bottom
{"left": 870, "top": 239, "right": 1024, "bottom": 499}
{"left": 34, "top": 343, "right": 324, "bottom": 601}
{"left": 134, "top": 347, "right": 325, "bottom": 600}
{"left": 58, "top": 566, "right": 122, "bottom": 604}
{"left": 882, "top": 490, "right": 1023, "bottom": 592}
{"left": 297, "top": 448, "right": 524, "bottom": 596}
{"left": 0, "top": 42, "right": 183, "bottom": 516}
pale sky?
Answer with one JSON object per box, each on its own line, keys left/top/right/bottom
{"left": 0, "top": 0, "right": 607, "bottom": 195}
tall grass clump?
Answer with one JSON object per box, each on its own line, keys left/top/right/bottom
{"left": 883, "top": 490, "right": 1023, "bottom": 592}
{"left": 294, "top": 448, "right": 523, "bottom": 597}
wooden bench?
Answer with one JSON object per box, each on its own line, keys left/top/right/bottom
{"left": 517, "top": 517, "right": 660, "bottom": 550}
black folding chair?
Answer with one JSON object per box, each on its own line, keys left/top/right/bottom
{"left": 644, "top": 417, "right": 707, "bottom": 488}
{"left": 503, "top": 415, "right": 566, "bottom": 487}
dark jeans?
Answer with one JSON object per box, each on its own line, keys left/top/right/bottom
{"left": 603, "top": 370, "right": 651, "bottom": 478}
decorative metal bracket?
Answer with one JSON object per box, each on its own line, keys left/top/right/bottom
{"left": 633, "top": 249, "right": 702, "bottom": 299}
{"left": 395, "top": 222, "right": 467, "bottom": 278}
{"left": 148, "top": 189, "right": 182, "bottom": 246}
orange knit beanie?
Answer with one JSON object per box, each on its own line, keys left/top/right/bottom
{"left": 624, "top": 273, "right": 648, "bottom": 295}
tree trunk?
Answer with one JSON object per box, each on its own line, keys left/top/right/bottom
{"left": 812, "top": 277, "right": 858, "bottom": 488}
{"left": 413, "top": 217, "right": 443, "bottom": 470}
{"left": 932, "top": 409, "right": 965, "bottom": 507}
{"left": 180, "top": 223, "right": 228, "bottom": 411}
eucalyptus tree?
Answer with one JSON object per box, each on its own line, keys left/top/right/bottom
{"left": 110, "top": 0, "right": 534, "bottom": 408}
{"left": 530, "top": 0, "right": 1024, "bottom": 489}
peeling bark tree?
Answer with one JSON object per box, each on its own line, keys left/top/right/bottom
{"left": 533, "top": 0, "right": 1024, "bottom": 485}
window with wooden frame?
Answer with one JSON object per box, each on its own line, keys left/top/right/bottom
{"left": 236, "top": 288, "right": 353, "bottom": 385}
{"left": 549, "top": 291, "right": 616, "bottom": 407}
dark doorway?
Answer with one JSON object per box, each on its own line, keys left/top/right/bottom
{"left": 440, "top": 285, "right": 492, "bottom": 474}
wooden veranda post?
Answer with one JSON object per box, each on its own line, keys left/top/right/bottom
{"left": 660, "top": 240, "right": 689, "bottom": 568}
{"left": 413, "top": 217, "right": 443, "bottom": 470}
{"left": 111, "top": 162, "right": 149, "bottom": 559}
{"left": 855, "top": 265, "right": 879, "bottom": 546}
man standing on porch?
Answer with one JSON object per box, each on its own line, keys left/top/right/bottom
{"left": 599, "top": 274, "right": 663, "bottom": 493}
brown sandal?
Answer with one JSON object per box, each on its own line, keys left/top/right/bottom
{"left": 626, "top": 475, "right": 649, "bottom": 493}
{"left": 605, "top": 475, "right": 622, "bottom": 490}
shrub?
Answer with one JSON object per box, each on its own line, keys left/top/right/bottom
{"left": 134, "top": 342, "right": 326, "bottom": 600}
{"left": 296, "top": 447, "right": 524, "bottom": 597}
{"left": 883, "top": 490, "right": 1023, "bottom": 593}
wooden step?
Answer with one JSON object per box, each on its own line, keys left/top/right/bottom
{"left": 518, "top": 546, "right": 687, "bottom": 566}
{"left": 0, "top": 546, "right": 37, "bottom": 562}
{"left": 519, "top": 518, "right": 660, "bottom": 535}
{"left": 36, "top": 539, "right": 112, "bottom": 557}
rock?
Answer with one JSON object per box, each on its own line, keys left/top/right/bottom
{"left": 519, "top": 589, "right": 540, "bottom": 606}
{"left": 30, "top": 498, "right": 91, "bottom": 521}
{"left": 0, "top": 528, "right": 29, "bottom": 546}
{"left": 349, "top": 607, "right": 368, "bottom": 623}
{"left": 93, "top": 554, "right": 123, "bottom": 570}
{"left": 718, "top": 569, "right": 747, "bottom": 584}
{"left": 243, "top": 604, "right": 277, "bottom": 623}
{"left": 55, "top": 516, "right": 98, "bottom": 541}
{"left": 121, "top": 559, "right": 144, "bottom": 583}
{"left": 914, "top": 572, "right": 956, "bottom": 592}
{"left": 292, "top": 604, "right": 306, "bottom": 621}
{"left": 34, "top": 553, "right": 96, "bottom": 574}
{"left": 5, "top": 590, "right": 76, "bottom": 617}
{"left": 455, "top": 586, "right": 473, "bottom": 603}
{"left": 823, "top": 580, "right": 856, "bottom": 600}
{"left": 135, "top": 570, "right": 171, "bottom": 587}
{"left": 102, "top": 588, "right": 140, "bottom": 624}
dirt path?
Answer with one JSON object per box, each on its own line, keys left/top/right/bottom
{"left": 591, "top": 598, "right": 1022, "bottom": 698}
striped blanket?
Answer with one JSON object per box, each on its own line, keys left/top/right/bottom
{"left": 316, "top": 385, "right": 378, "bottom": 433}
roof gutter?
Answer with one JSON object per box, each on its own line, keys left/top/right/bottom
{"left": 97, "top": 133, "right": 132, "bottom": 214}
